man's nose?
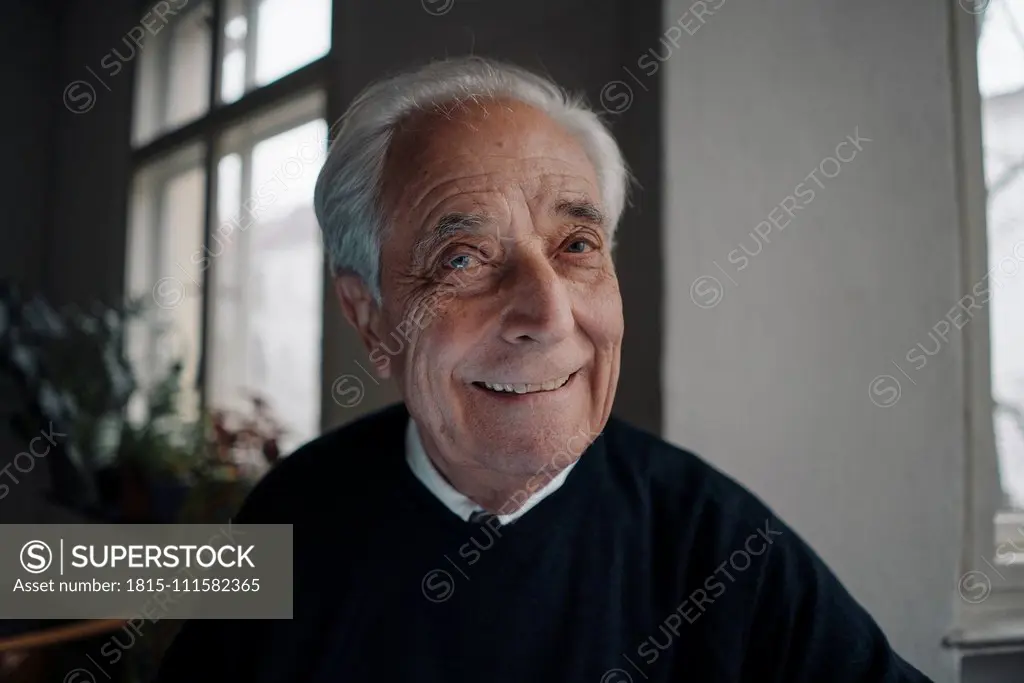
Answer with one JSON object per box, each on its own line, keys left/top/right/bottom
{"left": 499, "top": 254, "right": 575, "bottom": 345}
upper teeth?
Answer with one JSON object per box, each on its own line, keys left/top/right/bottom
{"left": 481, "top": 375, "right": 572, "bottom": 394}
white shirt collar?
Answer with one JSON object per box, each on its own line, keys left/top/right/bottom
{"left": 404, "top": 416, "right": 577, "bottom": 525}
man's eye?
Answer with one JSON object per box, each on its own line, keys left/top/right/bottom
{"left": 565, "top": 239, "right": 594, "bottom": 254}
{"left": 446, "top": 253, "right": 479, "bottom": 270}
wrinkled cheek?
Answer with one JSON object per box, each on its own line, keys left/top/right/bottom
{"left": 402, "top": 318, "right": 458, "bottom": 413}
{"left": 407, "top": 281, "right": 464, "bottom": 327}
{"left": 601, "top": 281, "right": 625, "bottom": 344}
{"left": 577, "top": 288, "right": 624, "bottom": 351}
{"left": 385, "top": 291, "right": 444, "bottom": 376}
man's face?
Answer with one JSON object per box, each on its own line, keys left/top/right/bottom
{"left": 340, "top": 98, "right": 623, "bottom": 477}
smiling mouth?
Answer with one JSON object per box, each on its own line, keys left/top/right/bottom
{"left": 473, "top": 371, "right": 578, "bottom": 395}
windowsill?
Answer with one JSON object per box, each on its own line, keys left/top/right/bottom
{"left": 944, "top": 615, "right": 1024, "bottom": 655}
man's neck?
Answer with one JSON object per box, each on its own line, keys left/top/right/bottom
{"left": 426, "top": 449, "right": 562, "bottom": 515}
{"left": 412, "top": 424, "right": 578, "bottom": 516}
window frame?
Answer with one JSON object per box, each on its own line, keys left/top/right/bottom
{"left": 125, "top": 141, "right": 207, "bottom": 409}
{"left": 952, "top": 0, "right": 1024, "bottom": 630}
{"left": 203, "top": 92, "right": 328, "bottom": 448}
{"left": 128, "top": 0, "right": 335, "bottom": 424}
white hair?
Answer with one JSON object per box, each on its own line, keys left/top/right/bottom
{"left": 312, "top": 56, "right": 629, "bottom": 301}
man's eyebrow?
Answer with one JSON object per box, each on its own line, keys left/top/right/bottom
{"left": 411, "top": 212, "right": 489, "bottom": 265}
{"left": 553, "top": 199, "right": 605, "bottom": 226}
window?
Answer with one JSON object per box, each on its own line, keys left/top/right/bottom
{"left": 126, "top": 0, "right": 332, "bottom": 454}
{"left": 977, "top": 0, "right": 1024, "bottom": 568}
{"left": 953, "top": 0, "right": 1024, "bottom": 619}
{"left": 976, "top": 1, "right": 1024, "bottom": 572}
{"left": 126, "top": 143, "right": 206, "bottom": 422}
{"left": 218, "top": 0, "right": 332, "bottom": 104}
{"left": 206, "top": 95, "right": 327, "bottom": 453}
{"left": 133, "top": 2, "right": 213, "bottom": 147}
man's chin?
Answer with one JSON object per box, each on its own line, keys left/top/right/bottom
{"left": 467, "top": 428, "right": 586, "bottom": 477}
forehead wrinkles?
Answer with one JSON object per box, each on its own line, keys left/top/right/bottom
{"left": 380, "top": 100, "right": 601, "bottom": 224}
{"left": 402, "top": 164, "right": 599, "bottom": 222}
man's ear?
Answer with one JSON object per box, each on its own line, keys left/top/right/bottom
{"left": 334, "top": 274, "right": 391, "bottom": 379}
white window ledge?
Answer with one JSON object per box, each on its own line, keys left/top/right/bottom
{"left": 944, "top": 616, "right": 1024, "bottom": 656}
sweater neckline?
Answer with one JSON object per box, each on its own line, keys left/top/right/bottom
{"left": 404, "top": 415, "right": 581, "bottom": 525}
{"left": 382, "top": 403, "right": 609, "bottom": 536}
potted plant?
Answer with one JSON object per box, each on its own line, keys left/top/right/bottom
{"left": 0, "top": 279, "right": 285, "bottom": 523}
{"left": 0, "top": 280, "right": 136, "bottom": 517}
{"left": 176, "top": 395, "right": 286, "bottom": 524}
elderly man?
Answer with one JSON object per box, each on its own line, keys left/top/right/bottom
{"left": 156, "top": 57, "right": 933, "bottom": 683}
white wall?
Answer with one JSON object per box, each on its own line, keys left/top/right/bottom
{"left": 662, "top": 1, "right": 963, "bottom": 681}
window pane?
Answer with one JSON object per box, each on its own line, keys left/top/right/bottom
{"left": 207, "top": 115, "right": 327, "bottom": 454}
{"left": 133, "top": 2, "right": 213, "bottom": 147}
{"left": 125, "top": 145, "right": 206, "bottom": 422}
{"left": 218, "top": 0, "right": 331, "bottom": 104}
{"left": 978, "top": 0, "right": 1024, "bottom": 553}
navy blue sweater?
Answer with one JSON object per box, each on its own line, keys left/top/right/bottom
{"left": 155, "top": 402, "right": 933, "bottom": 682}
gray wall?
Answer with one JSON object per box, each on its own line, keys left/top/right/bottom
{"left": 0, "top": 0, "right": 67, "bottom": 525}
{"left": 0, "top": 0, "right": 56, "bottom": 292}
{"left": 47, "top": 0, "right": 137, "bottom": 308}
{"left": 962, "top": 652, "right": 1024, "bottom": 683}
{"left": 662, "top": 0, "right": 965, "bottom": 681}
{"left": 0, "top": 0, "right": 139, "bottom": 525}
{"left": 0, "top": 0, "right": 137, "bottom": 307}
